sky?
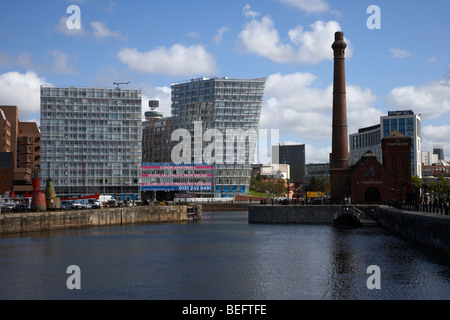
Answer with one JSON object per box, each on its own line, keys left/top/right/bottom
{"left": 0, "top": 0, "right": 449, "bottom": 164}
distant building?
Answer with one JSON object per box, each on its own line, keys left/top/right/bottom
{"left": 142, "top": 77, "right": 266, "bottom": 199}
{"left": 272, "top": 144, "right": 305, "bottom": 186}
{"left": 433, "top": 144, "right": 445, "bottom": 161}
{"left": 350, "top": 110, "right": 422, "bottom": 177}
{"left": 422, "top": 145, "right": 449, "bottom": 178}
{"left": 305, "top": 163, "right": 330, "bottom": 183}
{"left": 40, "top": 86, "right": 142, "bottom": 201}
{"left": 252, "top": 163, "right": 290, "bottom": 179}
{"left": 349, "top": 124, "right": 381, "bottom": 165}
{"left": 142, "top": 102, "right": 174, "bottom": 163}
{"left": 351, "top": 131, "right": 414, "bottom": 204}
{"left": 0, "top": 152, "right": 13, "bottom": 195}
{"left": 0, "top": 106, "right": 40, "bottom": 196}
{"left": 381, "top": 110, "right": 422, "bottom": 177}
{"left": 0, "top": 109, "right": 12, "bottom": 153}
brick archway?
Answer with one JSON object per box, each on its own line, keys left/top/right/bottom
{"left": 365, "top": 187, "right": 381, "bottom": 203}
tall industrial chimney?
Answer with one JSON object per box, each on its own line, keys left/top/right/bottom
{"left": 330, "top": 31, "right": 351, "bottom": 201}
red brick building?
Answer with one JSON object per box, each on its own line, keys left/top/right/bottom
{"left": 351, "top": 131, "right": 414, "bottom": 204}
{"left": 0, "top": 106, "right": 40, "bottom": 196}
{"left": 0, "top": 152, "right": 14, "bottom": 195}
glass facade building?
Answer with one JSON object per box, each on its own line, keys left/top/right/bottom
{"left": 381, "top": 110, "right": 421, "bottom": 177}
{"left": 142, "top": 77, "right": 266, "bottom": 198}
{"left": 350, "top": 110, "right": 421, "bottom": 177}
{"left": 171, "top": 77, "right": 266, "bottom": 198}
{"left": 40, "top": 86, "right": 142, "bottom": 200}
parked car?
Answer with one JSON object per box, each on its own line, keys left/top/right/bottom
{"left": 0, "top": 203, "right": 16, "bottom": 212}
{"left": 60, "top": 200, "right": 82, "bottom": 210}
{"left": 78, "top": 199, "right": 102, "bottom": 209}
{"left": 12, "top": 204, "right": 30, "bottom": 212}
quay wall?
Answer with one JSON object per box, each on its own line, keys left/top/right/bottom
{"left": 0, "top": 205, "right": 201, "bottom": 235}
{"left": 375, "top": 206, "right": 450, "bottom": 255}
{"left": 248, "top": 205, "right": 338, "bottom": 224}
{"left": 202, "top": 203, "right": 251, "bottom": 211}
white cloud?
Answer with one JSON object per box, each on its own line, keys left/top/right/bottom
{"left": 90, "top": 21, "right": 127, "bottom": 41}
{"left": 47, "top": 50, "right": 78, "bottom": 75}
{"left": 304, "top": 144, "right": 331, "bottom": 163}
{"left": 278, "top": 0, "right": 330, "bottom": 14}
{"left": 0, "top": 71, "right": 51, "bottom": 119}
{"left": 214, "top": 26, "right": 230, "bottom": 45}
{"left": 422, "top": 125, "right": 450, "bottom": 159}
{"left": 390, "top": 48, "right": 413, "bottom": 59}
{"left": 242, "top": 4, "right": 261, "bottom": 18}
{"left": 102, "top": 1, "right": 118, "bottom": 14}
{"left": 185, "top": 31, "right": 201, "bottom": 39}
{"left": 238, "top": 7, "right": 349, "bottom": 64}
{"left": 0, "top": 52, "right": 34, "bottom": 69}
{"left": 55, "top": 16, "right": 88, "bottom": 37}
{"left": 386, "top": 78, "right": 450, "bottom": 120}
{"left": 0, "top": 50, "right": 78, "bottom": 75}
{"left": 260, "top": 72, "right": 378, "bottom": 143}
{"left": 118, "top": 44, "right": 218, "bottom": 76}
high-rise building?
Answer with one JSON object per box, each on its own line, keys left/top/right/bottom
{"left": 380, "top": 110, "right": 421, "bottom": 177}
{"left": 271, "top": 144, "right": 305, "bottom": 185}
{"left": 349, "top": 110, "right": 422, "bottom": 177}
{"left": 433, "top": 144, "right": 445, "bottom": 161}
{"left": 40, "top": 86, "right": 142, "bottom": 200}
{"left": 142, "top": 77, "right": 266, "bottom": 198}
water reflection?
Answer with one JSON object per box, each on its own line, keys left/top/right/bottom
{"left": 0, "top": 211, "right": 449, "bottom": 300}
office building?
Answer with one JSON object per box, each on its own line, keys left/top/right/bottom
{"left": 0, "top": 105, "right": 40, "bottom": 195}
{"left": 40, "top": 86, "right": 142, "bottom": 200}
{"left": 349, "top": 125, "right": 381, "bottom": 165}
{"left": 142, "top": 76, "right": 266, "bottom": 198}
{"left": 272, "top": 144, "right": 305, "bottom": 186}
{"left": 349, "top": 110, "right": 422, "bottom": 177}
{"left": 381, "top": 110, "right": 421, "bottom": 177}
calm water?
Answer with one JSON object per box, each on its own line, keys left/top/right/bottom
{"left": 0, "top": 210, "right": 449, "bottom": 300}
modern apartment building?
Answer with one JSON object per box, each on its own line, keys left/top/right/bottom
{"left": 40, "top": 86, "right": 142, "bottom": 200}
{"left": 349, "top": 110, "right": 422, "bottom": 177}
{"left": 142, "top": 76, "right": 266, "bottom": 198}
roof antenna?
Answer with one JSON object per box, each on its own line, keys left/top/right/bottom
{"left": 113, "top": 81, "right": 131, "bottom": 89}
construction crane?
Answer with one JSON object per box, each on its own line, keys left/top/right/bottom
{"left": 113, "top": 81, "right": 131, "bottom": 89}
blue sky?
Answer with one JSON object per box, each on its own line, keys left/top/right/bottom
{"left": 0, "top": 0, "right": 449, "bottom": 163}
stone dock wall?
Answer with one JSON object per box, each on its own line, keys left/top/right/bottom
{"left": 374, "top": 206, "right": 450, "bottom": 255}
{"left": 0, "top": 205, "right": 201, "bottom": 235}
{"left": 248, "top": 204, "right": 450, "bottom": 255}
{"left": 248, "top": 205, "right": 339, "bottom": 224}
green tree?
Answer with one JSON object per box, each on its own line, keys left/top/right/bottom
{"left": 307, "top": 175, "right": 330, "bottom": 194}
{"left": 428, "top": 175, "right": 449, "bottom": 196}
{"left": 411, "top": 175, "right": 423, "bottom": 189}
